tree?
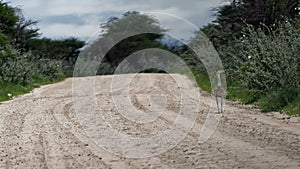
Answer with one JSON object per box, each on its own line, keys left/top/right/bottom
{"left": 89, "top": 11, "right": 168, "bottom": 74}
{"left": 0, "top": 1, "right": 18, "bottom": 61}
{"left": 0, "top": 1, "right": 19, "bottom": 36}
{"left": 13, "top": 10, "right": 40, "bottom": 52}
{"left": 0, "top": 1, "right": 39, "bottom": 52}
{"left": 0, "top": 30, "right": 14, "bottom": 67}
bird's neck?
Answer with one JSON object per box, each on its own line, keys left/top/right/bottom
{"left": 217, "top": 74, "right": 222, "bottom": 86}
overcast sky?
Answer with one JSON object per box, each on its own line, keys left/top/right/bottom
{"left": 4, "top": 0, "right": 225, "bottom": 41}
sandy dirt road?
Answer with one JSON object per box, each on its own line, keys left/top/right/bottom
{"left": 0, "top": 74, "right": 299, "bottom": 169}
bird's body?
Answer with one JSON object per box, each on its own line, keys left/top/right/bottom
{"left": 213, "top": 71, "right": 226, "bottom": 113}
{"left": 213, "top": 86, "right": 226, "bottom": 98}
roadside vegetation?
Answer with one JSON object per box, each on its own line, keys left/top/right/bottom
{"left": 190, "top": 0, "right": 300, "bottom": 116}
{"left": 0, "top": 1, "right": 84, "bottom": 101}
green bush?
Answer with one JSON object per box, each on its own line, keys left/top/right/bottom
{"left": 222, "top": 21, "right": 300, "bottom": 92}
{"left": 0, "top": 53, "right": 67, "bottom": 85}
{"left": 35, "top": 59, "right": 66, "bottom": 79}
{"left": 0, "top": 56, "right": 34, "bottom": 85}
{"left": 216, "top": 20, "right": 300, "bottom": 114}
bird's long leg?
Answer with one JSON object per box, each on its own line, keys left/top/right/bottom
{"left": 216, "top": 96, "right": 219, "bottom": 113}
{"left": 221, "top": 97, "right": 223, "bottom": 113}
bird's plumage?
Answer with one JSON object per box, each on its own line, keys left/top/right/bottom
{"left": 213, "top": 86, "right": 226, "bottom": 97}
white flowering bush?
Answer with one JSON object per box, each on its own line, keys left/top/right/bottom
{"left": 222, "top": 21, "right": 300, "bottom": 92}
{"left": 220, "top": 20, "right": 300, "bottom": 112}
{"left": 0, "top": 56, "right": 33, "bottom": 85}
{"left": 36, "top": 59, "right": 66, "bottom": 79}
{"left": 0, "top": 53, "right": 66, "bottom": 85}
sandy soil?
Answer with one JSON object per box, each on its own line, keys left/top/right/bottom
{"left": 0, "top": 73, "right": 299, "bottom": 169}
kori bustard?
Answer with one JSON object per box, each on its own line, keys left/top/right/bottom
{"left": 213, "top": 70, "right": 226, "bottom": 113}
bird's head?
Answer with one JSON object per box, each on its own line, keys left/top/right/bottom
{"left": 216, "top": 70, "right": 225, "bottom": 75}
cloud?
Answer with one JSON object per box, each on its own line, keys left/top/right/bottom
{"left": 41, "top": 14, "right": 88, "bottom": 25}
{"left": 39, "top": 23, "right": 100, "bottom": 40}
{"left": 4, "top": 0, "right": 224, "bottom": 40}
